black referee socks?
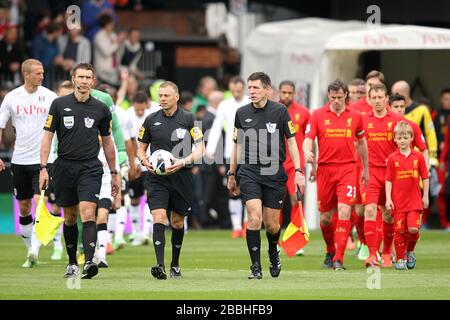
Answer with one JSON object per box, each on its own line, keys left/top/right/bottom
{"left": 64, "top": 223, "right": 78, "bottom": 265}
{"left": 82, "top": 221, "right": 97, "bottom": 263}
{"left": 171, "top": 227, "right": 184, "bottom": 268}
{"left": 246, "top": 229, "right": 261, "bottom": 267}
{"left": 153, "top": 223, "right": 166, "bottom": 266}
{"left": 266, "top": 229, "right": 281, "bottom": 254}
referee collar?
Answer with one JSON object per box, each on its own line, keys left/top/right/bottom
{"left": 162, "top": 106, "right": 180, "bottom": 118}
{"left": 252, "top": 99, "right": 269, "bottom": 112}
{"left": 72, "top": 92, "right": 92, "bottom": 104}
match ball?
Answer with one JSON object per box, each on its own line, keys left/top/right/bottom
{"left": 150, "top": 149, "right": 175, "bottom": 175}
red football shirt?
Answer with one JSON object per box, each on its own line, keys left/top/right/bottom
{"left": 305, "top": 104, "right": 364, "bottom": 165}
{"left": 350, "top": 97, "right": 373, "bottom": 116}
{"left": 364, "top": 111, "right": 402, "bottom": 167}
{"left": 386, "top": 149, "right": 429, "bottom": 212}
{"left": 283, "top": 101, "right": 310, "bottom": 169}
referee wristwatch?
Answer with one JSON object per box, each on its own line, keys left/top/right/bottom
{"left": 295, "top": 168, "right": 303, "bottom": 174}
{"left": 227, "top": 170, "right": 235, "bottom": 177}
{"left": 110, "top": 169, "right": 118, "bottom": 175}
{"left": 40, "top": 164, "right": 47, "bottom": 170}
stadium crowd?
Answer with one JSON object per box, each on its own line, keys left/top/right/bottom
{"left": 0, "top": 0, "right": 449, "bottom": 278}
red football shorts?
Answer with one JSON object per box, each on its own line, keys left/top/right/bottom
{"left": 361, "top": 166, "right": 386, "bottom": 206}
{"left": 393, "top": 210, "right": 422, "bottom": 233}
{"left": 316, "top": 163, "right": 357, "bottom": 213}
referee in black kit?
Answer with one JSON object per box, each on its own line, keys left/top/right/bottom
{"left": 137, "top": 81, "right": 205, "bottom": 280}
{"left": 39, "top": 63, "right": 119, "bottom": 279}
{"left": 227, "top": 72, "right": 305, "bottom": 279}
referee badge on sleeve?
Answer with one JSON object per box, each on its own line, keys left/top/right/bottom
{"left": 44, "top": 115, "right": 53, "bottom": 128}
{"left": 288, "top": 120, "right": 296, "bottom": 134}
{"left": 190, "top": 127, "right": 203, "bottom": 141}
{"left": 138, "top": 126, "right": 145, "bottom": 140}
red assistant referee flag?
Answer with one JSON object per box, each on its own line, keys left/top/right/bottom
{"left": 280, "top": 192, "right": 310, "bottom": 257}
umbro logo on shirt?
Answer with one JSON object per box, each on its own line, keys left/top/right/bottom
{"left": 245, "top": 118, "right": 252, "bottom": 123}
{"left": 64, "top": 108, "right": 72, "bottom": 111}
{"left": 154, "top": 122, "right": 162, "bottom": 126}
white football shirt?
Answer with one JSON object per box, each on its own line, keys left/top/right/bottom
{"left": 0, "top": 85, "right": 57, "bottom": 165}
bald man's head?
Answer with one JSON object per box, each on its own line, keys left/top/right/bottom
{"left": 391, "top": 81, "right": 410, "bottom": 100}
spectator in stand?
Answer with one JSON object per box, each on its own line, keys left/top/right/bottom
{"left": 0, "top": 25, "right": 25, "bottom": 84}
{"left": 30, "top": 22, "right": 64, "bottom": 69}
{"left": 81, "top": 0, "right": 117, "bottom": 42}
{"left": 0, "top": 4, "right": 10, "bottom": 39}
{"left": 57, "top": 27, "right": 91, "bottom": 72}
{"left": 93, "top": 14, "right": 126, "bottom": 87}
{"left": 192, "top": 76, "right": 218, "bottom": 114}
{"left": 118, "top": 27, "right": 143, "bottom": 79}
{"left": 116, "top": 69, "right": 152, "bottom": 110}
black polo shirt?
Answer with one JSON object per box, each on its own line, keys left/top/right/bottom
{"left": 233, "top": 99, "right": 296, "bottom": 169}
{"left": 138, "top": 107, "right": 203, "bottom": 159}
{"left": 44, "top": 93, "right": 112, "bottom": 161}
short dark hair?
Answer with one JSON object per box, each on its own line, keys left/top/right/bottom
{"left": 327, "top": 79, "right": 347, "bottom": 93}
{"left": 440, "top": 88, "right": 450, "bottom": 96}
{"left": 133, "top": 91, "right": 149, "bottom": 104}
{"left": 57, "top": 80, "right": 73, "bottom": 92}
{"left": 247, "top": 72, "right": 271, "bottom": 88}
{"left": 389, "top": 93, "right": 406, "bottom": 105}
{"left": 179, "top": 91, "right": 194, "bottom": 105}
{"left": 279, "top": 80, "right": 295, "bottom": 90}
{"left": 71, "top": 62, "right": 96, "bottom": 77}
{"left": 99, "top": 14, "right": 113, "bottom": 28}
{"left": 128, "top": 27, "right": 139, "bottom": 34}
{"left": 348, "top": 78, "right": 365, "bottom": 87}
{"left": 366, "top": 70, "right": 385, "bottom": 84}
{"left": 229, "top": 76, "right": 244, "bottom": 86}
{"left": 46, "top": 23, "right": 62, "bottom": 34}
{"left": 368, "top": 83, "right": 388, "bottom": 97}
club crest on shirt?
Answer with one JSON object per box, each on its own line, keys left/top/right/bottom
{"left": 176, "top": 128, "right": 187, "bottom": 139}
{"left": 64, "top": 116, "right": 74, "bottom": 129}
{"left": 368, "top": 123, "right": 374, "bottom": 129}
{"left": 387, "top": 122, "right": 393, "bottom": 129}
{"left": 84, "top": 117, "right": 94, "bottom": 128}
{"left": 38, "top": 96, "right": 45, "bottom": 103}
{"left": 266, "top": 122, "right": 277, "bottom": 133}
{"left": 347, "top": 118, "right": 352, "bottom": 127}
{"left": 324, "top": 119, "right": 331, "bottom": 125}
{"left": 395, "top": 161, "right": 400, "bottom": 167}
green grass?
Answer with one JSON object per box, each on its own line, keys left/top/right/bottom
{"left": 0, "top": 230, "right": 449, "bottom": 300}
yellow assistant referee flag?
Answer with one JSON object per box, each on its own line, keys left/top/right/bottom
{"left": 35, "top": 190, "right": 64, "bottom": 245}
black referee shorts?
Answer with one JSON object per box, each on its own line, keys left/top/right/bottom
{"left": 237, "top": 166, "right": 287, "bottom": 210}
{"left": 47, "top": 163, "right": 57, "bottom": 204}
{"left": 145, "top": 169, "right": 193, "bottom": 216}
{"left": 51, "top": 157, "right": 103, "bottom": 207}
{"left": 128, "top": 175, "right": 145, "bottom": 199}
{"left": 11, "top": 164, "right": 50, "bottom": 200}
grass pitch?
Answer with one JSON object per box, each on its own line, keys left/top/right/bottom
{"left": 0, "top": 230, "right": 449, "bottom": 300}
